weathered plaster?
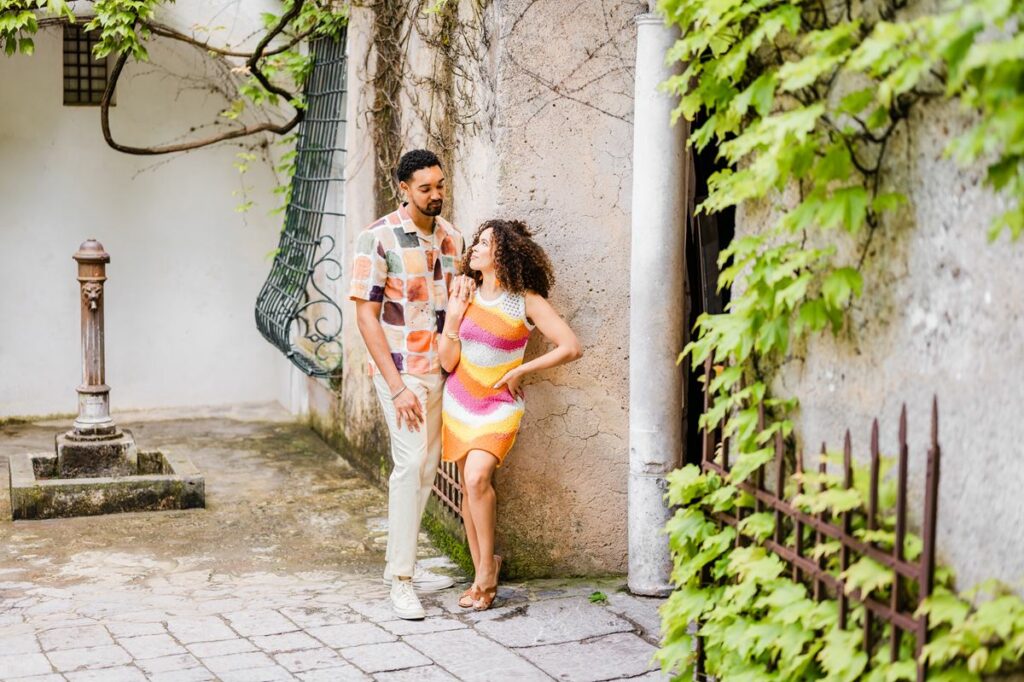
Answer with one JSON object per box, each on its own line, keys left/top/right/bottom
{"left": 305, "top": 0, "right": 644, "bottom": 577}
{"left": 739, "top": 97, "right": 1024, "bottom": 591}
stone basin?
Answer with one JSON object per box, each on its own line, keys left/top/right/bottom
{"left": 8, "top": 448, "right": 204, "bottom": 520}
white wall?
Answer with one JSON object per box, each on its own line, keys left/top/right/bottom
{"left": 0, "top": 8, "right": 296, "bottom": 417}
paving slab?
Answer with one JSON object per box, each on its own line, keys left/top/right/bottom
{"left": 148, "top": 668, "right": 218, "bottom": 682}
{"left": 273, "top": 646, "right": 350, "bottom": 674}
{"left": 186, "top": 638, "right": 258, "bottom": 658}
{"left": 64, "top": 665, "right": 148, "bottom": 681}
{"left": 474, "top": 596, "right": 635, "bottom": 647}
{"left": 516, "top": 632, "right": 660, "bottom": 682}
{"left": 373, "top": 666, "right": 461, "bottom": 681}
{"left": 118, "top": 634, "right": 188, "bottom": 660}
{"left": 166, "top": 615, "right": 237, "bottom": 644}
{"left": 217, "top": 666, "right": 295, "bottom": 682}
{"left": 200, "top": 651, "right": 276, "bottom": 676}
{"left": 605, "top": 591, "right": 664, "bottom": 643}
{"left": 135, "top": 653, "right": 204, "bottom": 675}
{"left": 339, "top": 641, "right": 432, "bottom": 674}
{"left": 0, "top": 652, "right": 54, "bottom": 678}
{"left": 306, "top": 622, "right": 395, "bottom": 648}
{"left": 294, "top": 664, "right": 371, "bottom": 681}
{"left": 404, "top": 629, "right": 551, "bottom": 681}
{"left": 38, "top": 624, "right": 112, "bottom": 651}
{"left": 378, "top": 615, "right": 467, "bottom": 636}
{"left": 223, "top": 610, "right": 300, "bottom": 638}
{"left": 0, "top": 632, "right": 40, "bottom": 654}
{"left": 46, "top": 644, "right": 133, "bottom": 672}
{"left": 251, "top": 631, "right": 322, "bottom": 653}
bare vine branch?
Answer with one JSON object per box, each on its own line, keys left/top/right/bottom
{"left": 95, "top": 0, "right": 308, "bottom": 155}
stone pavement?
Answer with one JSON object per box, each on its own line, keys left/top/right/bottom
{"left": 0, "top": 406, "right": 666, "bottom": 682}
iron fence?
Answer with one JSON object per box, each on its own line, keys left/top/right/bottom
{"left": 432, "top": 459, "right": 462, "bottom": 521}
{"left": 693, "top": 356, "right": 940, "bottom": 681}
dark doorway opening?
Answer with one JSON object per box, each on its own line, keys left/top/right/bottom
{"left": 684, "top": 115, "right": 735, "bottom": 467}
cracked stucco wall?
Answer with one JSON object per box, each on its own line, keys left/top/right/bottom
{"left": 485, "top": 0, "right": 643, "bottom": 577}
{"left": 304, "top": 0, "right": 644, "bottom": 577}
{"left": 738, "top": 97, "right": 1024, "bottom": 591}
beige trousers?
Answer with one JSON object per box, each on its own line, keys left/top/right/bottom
{"left": 372, "top": 372, "right": 444, "bottom": 578}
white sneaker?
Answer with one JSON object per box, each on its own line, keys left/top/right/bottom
{"left": 382, "top": 567, "right": 455, "bottom": 592}
{"left": 390, "top": 579, "right": 426, "bottom": 620}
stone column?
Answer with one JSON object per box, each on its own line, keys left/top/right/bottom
{"left": 627, "top": 12, "right": 688, "bottom": 596}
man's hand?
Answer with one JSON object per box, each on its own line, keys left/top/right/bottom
{"left": 392, "top": 384, "right": 425, "bottom": 431}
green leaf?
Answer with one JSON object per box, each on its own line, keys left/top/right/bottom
{"left": 737, "top": 512, "right": 774, "bottom": 541}
{"left": 916, "top": 587, "right": 969, "bottom": 628}
{"left": 838, "top": 87, "right": 876, "bottom": 115}
{"left": 840, "top": 557, "right": 893, "bottom": 596}
{"left": 822, "top": 267, "right": 864, "bottom": 310}
{"left": 666, "top": 465, "right": 707, "bottom": 506}
{"left": 818, "top": 628, "right": 868, "bottom": 682}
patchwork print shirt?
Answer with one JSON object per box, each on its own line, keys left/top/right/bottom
{"left": 348, "top": 205, "right": 464, "bottom": 375}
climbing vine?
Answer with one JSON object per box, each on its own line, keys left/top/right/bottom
{"left": 658, "top": 461, "right": 1024, "bottom": 680}
{"left": 357, "top": 0, "right": 490, "bottom": 217}
{"left": 660, "top": 0, "right": 1024, "bottom": 677}
{"left": 0, "top": 0, "right": 349, "bottom": 155}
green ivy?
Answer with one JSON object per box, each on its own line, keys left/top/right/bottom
{"left": 658, "top": 463, "right": 1024, "bottom": 680}
{"left": 659, "top": 0, "right": 1024, "bottom": 677}
{"left": 666, "top": 0, "right": 1024, "bottom": 466}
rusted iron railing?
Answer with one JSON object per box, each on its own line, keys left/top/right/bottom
{"left": 694, "top": 357, "right": 940, "bottom": 681}
{"left": 432, "top": 460, "right": 463, "bottom": 521}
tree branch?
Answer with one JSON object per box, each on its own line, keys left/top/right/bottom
{"left": 98, "top": 1, "right": 308, "bottom": 156}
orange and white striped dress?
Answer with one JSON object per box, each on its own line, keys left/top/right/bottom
{"left": 441, "top": 290, "right": 533, "bottom": 465}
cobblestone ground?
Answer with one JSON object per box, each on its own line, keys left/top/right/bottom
{"left": 0, "top": 406, "right": 665, "bottom": 682}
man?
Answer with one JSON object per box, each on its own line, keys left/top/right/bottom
{"left": 349, "top": 149, "right": 462, "bottom": 619}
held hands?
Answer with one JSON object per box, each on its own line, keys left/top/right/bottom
{"left": 447, "top": 275, "right": 476, "bottom": 321}
{"left": 392, "top": 385, "right": 424, "bottom": 432}
{"left": 493, "top": 367, "right": 525, "bottom": 400}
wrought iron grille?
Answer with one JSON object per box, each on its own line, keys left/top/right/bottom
{"left": 692, "top": 356, "right": 941, "bottom": 682}
{"left": 432, "top": 459, "right": 462, "bottom": 521}
{"left": 255, "top": 32, "right": 348, "bottom": 377}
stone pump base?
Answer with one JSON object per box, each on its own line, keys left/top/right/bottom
{"left": 8, "top": 428, "right": 204, "bottom": 520}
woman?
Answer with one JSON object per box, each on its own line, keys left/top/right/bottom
{"left": 438, "top": 219, "right": 582, "bottom": 611}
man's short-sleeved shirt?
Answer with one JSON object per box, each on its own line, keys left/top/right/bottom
{"left": 348, "top": 205, "right": 464, "bottom": 375}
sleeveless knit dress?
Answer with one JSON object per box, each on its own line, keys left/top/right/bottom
{"left": 441, "top": 290, "right": 534, "bottom": 466}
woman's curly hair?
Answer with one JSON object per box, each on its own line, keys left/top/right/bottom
{"left": 461, "top": 219, "right": 554, "bottom": 298}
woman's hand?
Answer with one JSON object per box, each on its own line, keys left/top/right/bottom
{"left": 493, "top": 367, "right": 525, "bottom": 400}
{"left": 447, "top": 275, "right": 475, "bottom": 322}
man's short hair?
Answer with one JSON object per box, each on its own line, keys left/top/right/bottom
{"left": 396, "top": 149, "right": 442, "bottom": 183}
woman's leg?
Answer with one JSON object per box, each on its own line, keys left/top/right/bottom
{"left": 463, "top": 449, "right": 500, "bottom": 587}
{"left": 456, "top": 456, "right": 481, "bottom": 583}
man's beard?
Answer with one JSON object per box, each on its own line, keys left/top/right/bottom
{"left": 418, "top": 199, "right": 443, "bottom": 217}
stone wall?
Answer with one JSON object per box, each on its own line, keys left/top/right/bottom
{"left": 305, "top": 0, "right": 645, "bottom": 577}
{"left": 738, "top": 97, "right": 1024, "bottom": 591}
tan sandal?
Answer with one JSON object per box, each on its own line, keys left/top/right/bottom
{"left": 458, "top": 584, "right": 481, "bottom": 608}
{"left": 473, "top": 555, "right": 502, "bottom": 611}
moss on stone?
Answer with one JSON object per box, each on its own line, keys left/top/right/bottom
{"left": 306, "top": 412, "right": 391, "bottom": 487}
{"left": 422, "top": 499, "right": 474, "bottom": 577}
{"left": 0, "top": 412, "right": 75, "bottom": 427}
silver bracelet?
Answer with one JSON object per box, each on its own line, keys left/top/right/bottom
{"left": 391, "top": 386, "right": 408, "bottom": 401}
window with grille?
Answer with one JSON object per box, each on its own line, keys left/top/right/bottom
{"left": 63, "top": 24, "right": 108, "bottom": 106}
